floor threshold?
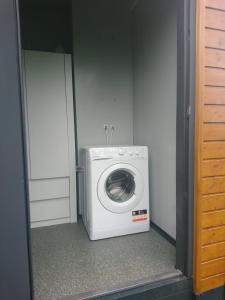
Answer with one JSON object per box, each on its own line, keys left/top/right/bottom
{"left": 62, "top": 270, "right": 183, "bottom": 300}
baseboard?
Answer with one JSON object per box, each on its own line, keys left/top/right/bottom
{"left": 151, "top": 222, "right": 176, "bottom": 246}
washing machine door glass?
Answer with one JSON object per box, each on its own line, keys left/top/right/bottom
{"left": 98, "top": 163, "right": 144, "bottom": 214}
{"left": 105, "top": 170, "right": 135, "bottom": 203}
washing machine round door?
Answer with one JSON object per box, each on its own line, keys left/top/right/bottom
{"left": 97, "top": 163, "right": 144, "bottom": 213}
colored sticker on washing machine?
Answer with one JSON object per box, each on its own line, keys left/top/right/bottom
{"left": 132, "top": 210, "right": 148, "bottom": 222}
{"left": 132, "top": 209, "right": 147, "bottom": 216}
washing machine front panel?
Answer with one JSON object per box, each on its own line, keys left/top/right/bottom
{"left": 98, "top": 163, "right": 144, "bottom": 214}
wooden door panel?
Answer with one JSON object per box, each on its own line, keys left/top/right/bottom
{"left": 205, "top": 68, "right": 225, "bottom": 87}
{"left": 202, "top": 142, "right": 225, "bottom": 159}
{"left": 201, "top": 258, "right": 225, "bottom": 278}
{"left": 205, "top": 28, "right": 225, "bottom": 50}
{"left": 205, "top": 48, "right": 225, "bottom": 69}
{"left": 202, "top": 177, "right": 225, "bottom": 194}
{"left": 202, "top": 241, "right": 225, "bottom": 261}
{"left": 202, "top": 158, "right": 225, "bottom": 176}
{"left": 202, "top": 210, "right": 225, "bottom": 228}
{"left": 203, "top": 124, "right": 225, "bottom": 142}
{"left": 204, "top": 86, "right": 225, "bottom": 104}
{"left": 206, "top": 0, "right": 225, "bottom": 10}
{"left": 201, "top": 193, "right": 225, "bottom": 211}
{"left": 206, "top": 8, "right": 225, "bottom": 31}
{"left": 203, "top": 106, "right": 225, "bottom": 123}
{"left": 201, "top": 275, "right": 225, "bottom": 295}
{"left": 195, "top": 0, "right": 225, "bottom": 294}
{"left": 202, "top": 226, "right": 225, "bottom": 245}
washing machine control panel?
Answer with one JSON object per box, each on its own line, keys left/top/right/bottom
{"left": 88, "top": 146, "right": 148, "bottom": 160}
{"left": 116, "top": 147, "right": 147, "bottom": 158}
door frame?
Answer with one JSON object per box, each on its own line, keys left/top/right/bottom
{"left": 176, "top": 0, "right": 196, "bottom": 277}
{"left": 0, "top": 0, "right": 195, "bottom": 299}
{"left": 0, "top": 0, "right": 33, "bottom": 299}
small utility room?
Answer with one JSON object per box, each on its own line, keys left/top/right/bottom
{"left": 19, "top": 0, "right": 179, "bottom": 299}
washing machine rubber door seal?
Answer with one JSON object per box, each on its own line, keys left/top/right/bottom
{"left": 97, "top": 163, "right": 144, "bottom": 214}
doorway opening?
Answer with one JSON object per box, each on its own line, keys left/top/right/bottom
{"left": 18, "top": 0, "right": 191, "bottom": 299}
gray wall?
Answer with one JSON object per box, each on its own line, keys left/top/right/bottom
{"left": 72, "top": 0, "right": 133, "bottom": 159}
{"left": 133, "top": 0, "right": 177, "bottom": 238}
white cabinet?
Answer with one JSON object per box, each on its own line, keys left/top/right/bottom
{"left": 23, "top": 50, "right": 76, "bottom": 228}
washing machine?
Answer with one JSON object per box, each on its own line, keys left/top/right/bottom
{"left": 82, "top": 146, "right": 149, "bottom": 240}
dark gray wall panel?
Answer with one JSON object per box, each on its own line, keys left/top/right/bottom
{"left": 20, "top": 3, "right": 72, "bottom": 53}
{"left": 196, "top": 287, "right": 225, "bottom": 300}
{"left": 0, "top": 0, "right": 31, "bottom": 299}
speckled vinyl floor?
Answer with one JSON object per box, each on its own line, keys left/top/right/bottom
{"left": 31, "top": 221, "right": 176, "bottom": 300}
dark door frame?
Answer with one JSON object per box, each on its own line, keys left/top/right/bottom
{"left": 0, "top": 0, "right": 195, "bottom": 299}
{"left": 0, "top": 0, "right": 32, "bottom": 299}
{"left": 176, "top": 0, "right": 196, "bottom": 278}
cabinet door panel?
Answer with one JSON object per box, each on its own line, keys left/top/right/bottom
{"left": 30, "top": 198, "right": 70, "bottom": 222}
{"left": 29, "top": 178, "right": 69, "bottom": 201}
{"left": 24, "top": 51, "right": 69, "bottom": 179}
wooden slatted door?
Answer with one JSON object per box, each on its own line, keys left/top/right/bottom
{"left": 195, "top": 0, "right": 225, "bottom": 294}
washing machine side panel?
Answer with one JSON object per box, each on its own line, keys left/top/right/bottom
{"left": 82, "top": 150, "right": 89, "bottom": 228}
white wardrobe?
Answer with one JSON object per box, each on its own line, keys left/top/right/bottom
{"left": 23, "top": 50, "right": 76, "bottom": 228}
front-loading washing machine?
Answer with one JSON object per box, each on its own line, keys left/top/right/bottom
{"left": 82, "top": 146, "right": 149, "bottom": 240}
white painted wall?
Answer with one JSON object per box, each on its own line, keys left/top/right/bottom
{"left": 72, "top": 0, "right": 177, "bottom": 234}
{"left": 72, "top": 0, "right": 133, "bottom": 154}
{"left": 72, "top": 0, "right": 134, "bottom": 214}
{"left": 133, "top": 0, "right": 177, "bottom": 238}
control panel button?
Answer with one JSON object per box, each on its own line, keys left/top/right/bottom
{"left": 118, "top": 148, "right": 125, "bottom": 155}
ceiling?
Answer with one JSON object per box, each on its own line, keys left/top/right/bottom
{"left": 20, "top": 0, "right": 71, "bottom": 9}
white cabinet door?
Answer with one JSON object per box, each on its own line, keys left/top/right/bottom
{"left": 23, "top": 50, "right": 76, "bottom": 227}
{"left": 24, "top": 51, "right": 69, "bottom": 179}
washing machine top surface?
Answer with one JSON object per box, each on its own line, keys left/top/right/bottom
{"left": 83, "top": 145, "right": 148, "bottom": 160}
